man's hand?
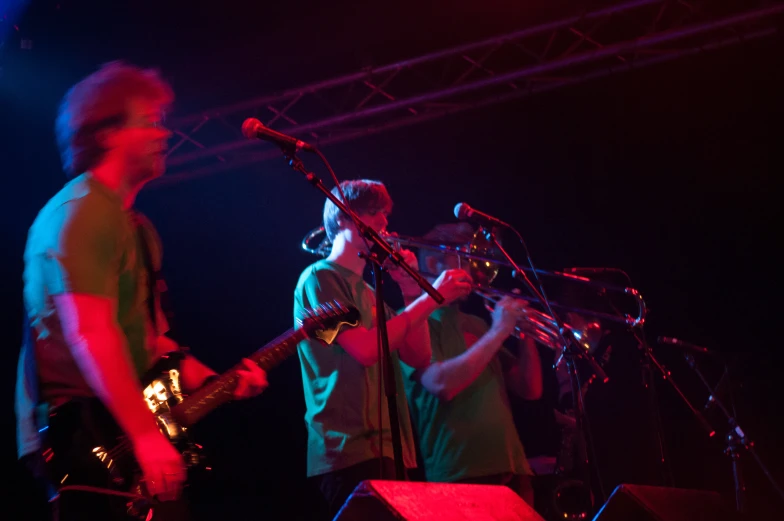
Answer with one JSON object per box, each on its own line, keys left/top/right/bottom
{"left": 233, "top": 358, "right": 269, "bottom": 399}
{"left": 432, "top": 268, "right": 473, "bottom": 305}
{"left": 133, "top": 431, "right": 187, "bottom": 501}
{"left": 490, "top": 295, "right": 528, "bottom": 337}
{"left": 387, "top": 249, "right": 422, "bottom": 299}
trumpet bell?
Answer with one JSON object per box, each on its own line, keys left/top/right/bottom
{"left": 564, "top": 312, "right": 603, "bottom": 353}
{"left": 570, "top": 320, "right": 603, "bottom": 353}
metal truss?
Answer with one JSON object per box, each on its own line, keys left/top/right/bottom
{"left": 154, "top": 0, "right": 784, "bottom": 188}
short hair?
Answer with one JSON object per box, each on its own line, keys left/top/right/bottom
{"left": 418, "top": 222, "right": 477, "bottom": 273}
{"left": 55, "top": 61, "right": 174, "bottom": 178}
{"left": 323, "top": 179, "right": 393, "bottom": 241}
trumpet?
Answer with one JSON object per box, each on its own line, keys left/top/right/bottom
{"left": 301, "top": 225, "right": 647, "bottom": 351}
{"left": 474, "top": 285, "right": 605, "bottom": 353}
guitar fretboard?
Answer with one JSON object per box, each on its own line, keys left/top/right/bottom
{"left": 171, "top": 327, "right": 308, "bottom": 427}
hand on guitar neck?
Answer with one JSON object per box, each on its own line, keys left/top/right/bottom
{"left": 231, "top": 358, "right": 269, "bottom": 399}
{"left": 167, "top": 335, "right": 270, "bottom": 400}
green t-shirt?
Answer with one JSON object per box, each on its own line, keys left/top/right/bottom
{"left": 293, "top": 259, "right": 418, "bottom": 477}
{"left": 22, "top": 173, "right": 161, "bottom": 405}
{"left": 401, "top": 305, "right": 531, "bottom": 483}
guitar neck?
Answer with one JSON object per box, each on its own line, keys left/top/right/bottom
{"left": 171, "top": 327, "right": 308, "bottom": 428}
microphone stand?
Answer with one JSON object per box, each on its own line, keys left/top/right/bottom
{"left": 682, "top": 352, "right": 784, "bottom": 513}
{"left": 483, "top": 227, "right": 608, "bottom": 511}
{"left": 636, "top": 333, "right": 674, "bottom": 486}
{"left": 622, "top": 339, "right": 721, "bottom": 488}
{"left": 282, "top": 149, "right": 444, "bottom": 481}
{"left": 604, "top": 295, "right": 673, "bottom": 487}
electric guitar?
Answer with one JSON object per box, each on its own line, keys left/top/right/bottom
{"left": 40, "top": 300, "right": 359, "bottom": 520}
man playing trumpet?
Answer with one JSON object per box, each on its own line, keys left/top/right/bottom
{"left": 399, "top": 222, "right": 543, "bottom": 506}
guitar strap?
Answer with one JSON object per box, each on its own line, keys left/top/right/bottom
{"left": 130, "top": 211, "right": 173, "bottom": 333}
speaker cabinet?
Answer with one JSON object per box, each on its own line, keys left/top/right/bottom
{"left": 334, "top": 479, "right": 545, "bottom": 521}
{"left": 593, "top": 484, "right": 744, "bottom": 521}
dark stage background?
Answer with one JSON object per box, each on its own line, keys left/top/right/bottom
{"left": 1, "top": 1, "right": 782, "bottom": 519}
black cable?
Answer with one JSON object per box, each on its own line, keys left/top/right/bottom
{"left": 315, "top": 148, "right": 351, "bottom": 220}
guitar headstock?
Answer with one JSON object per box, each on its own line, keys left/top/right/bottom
{"left": 298, "top": 300, "right": 361, "bottom": 345}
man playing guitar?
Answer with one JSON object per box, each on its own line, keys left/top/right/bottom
{"left": 15, "top": 61, "right": 268, "bottom": 521}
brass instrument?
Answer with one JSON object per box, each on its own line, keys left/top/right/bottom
{"left": 300, "top": 225, "right": 647, "bottom": 352}
{"left": 301, "top": 225, "right": 332, "bottom": 258}
{"left": 474, "top": 285, "right": 604, "bottom": 353}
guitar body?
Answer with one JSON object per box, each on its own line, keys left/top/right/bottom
{"left": 39, "top": 301, "right": 359, "bottom": 520}
{"left": 42, "top": 351, "right": 203, "bottom": 520}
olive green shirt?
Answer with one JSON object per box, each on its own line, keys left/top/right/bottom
{"left": 402, "top": 305, "right": 531, "bottom": 483}
{"left": 294, "top": 259, "right": 417, "bottom": 477}
{"left": 22, "top": 173, "right": 163, "bottom": 406}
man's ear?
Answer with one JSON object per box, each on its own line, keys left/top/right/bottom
{"left": 337, "top": 214, "right": 358, "bottom": 234}
{"left": 96, "top": 127, "right": 118, "bottom": 149}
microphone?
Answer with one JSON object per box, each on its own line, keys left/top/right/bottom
{"left": 241, "top": 118, "right": 315, "bottom": 153}
{"left": 657, "top": 336, "right": 717, "bottom": 357}
{"left": 453, "top": 202, "right": 509, "bottom": 229}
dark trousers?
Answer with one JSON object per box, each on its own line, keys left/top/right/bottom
{"left": 52, "top": 493, "right": 190, "bottom": 521}
{"left": 454, "top": 472, "right": 535, "bottom": 507}
{"left": 316, "top": 457, "right": 401, "bottom": 520}
{"left": 22, "top": 452, "right": 191, "bottom": 521}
